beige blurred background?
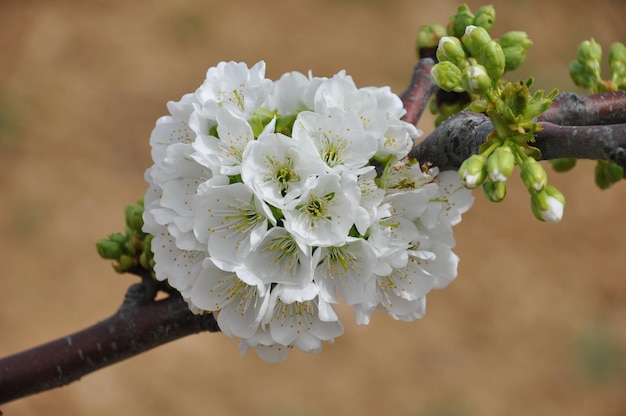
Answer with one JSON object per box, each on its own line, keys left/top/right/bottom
{"left": 1, "top": 0, "right": 626, "bottom": 415}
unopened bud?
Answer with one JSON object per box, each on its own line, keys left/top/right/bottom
{"left": 487, "top": 145, "right": 515, "bottom": 182}
{"left": 569, "top": 60, "right": 597, "bottom": 89}
{"left": 497, "top": 31, "right": 533, "bottom": 71}
{"left": 483, "top": 180, "right": 506, "bottom": 202}
{"left": 577, "top": 39, "right": 602, "bottom": 65}
{"left": 114, "top": 254, "right": 135, "bottom": 273}
{"left": 448, "top": 4, "right": 475, "bottom": 38}
{"left": 125, "top": 202, "right": 144, "bottom": 232}
{"left": 551, "top": 158, "right": 577, "bottom": 172}
{"left": 609, "top": 42, "right": 626, "bottom": 89}
{"left": 96, "top": 238, "right": 123, "bottom": 260}
{"left": 436, "top": 36, "right": 468, "bottom": 68}
{"left": 577, "top": 39, "right": 602, "bottom": 82}
{"left": 459, "top": 154, "right": 487, "bottom": 188}
{"left": 461, "top": 64, "right": 492, "bottom": 94}
{"left": 461, "top": 25, "right": 491, "bottom": 58}
{"left": 530, "top": 185, "right": 565, "bottom": 223}
{"left": 595, "top": 160, "right": 624, "bottom": 189}
{"left": 109, "top": 232, "right": 127, "bottom": 245}
{"left": 520, "top": 158, "right": 547, "bottom": 191}
{"left": 431, "top": 61, "right": 465, "bottom": 93}
{"left": 480, "top": 40, "right": 506, "bottom": 81}
{"left": 607, "top": 162, "right": 625, "bottom": 182}
{"left": 473, "top": 5, "right": 496, "bottom": 32}
{"left": 417, "top": 24, "right": 447, "bottom": 57}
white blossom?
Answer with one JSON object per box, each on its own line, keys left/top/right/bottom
{"left": 143, "top": 60, "right": 475, "bottom": 362}
{"left": 240, "top": 132, "right": 326, "bottom": 208}
{"left": 283, "top": 173, "right": 357, "bottom": 247}
{"left": 244, "top": 227, "right": 313, "bottom": 287}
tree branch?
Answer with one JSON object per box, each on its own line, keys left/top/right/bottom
{"left": 397, "top": 59, "right": 626, "bottom": 169}
{"left": 0, "top": 281, "right": 219, "bottom": 405}
{"left": 400, "top": 58, "right": 437, "bottom": 125}
{"left": 539, "top": 90, "right": 626, "bottom": 126}
{"left": 409, "top": 111, "right": 626, "bottom": 170}
{"left": 410, "top": 112, "right": 491, "bottom": 170}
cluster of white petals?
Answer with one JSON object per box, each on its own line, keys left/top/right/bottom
{"left": 143, "top": 61, "right": 474, "bottom": 362}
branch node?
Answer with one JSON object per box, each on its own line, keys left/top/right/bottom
{"left": 609, "top": 146, "right": 626, "bottom": 168}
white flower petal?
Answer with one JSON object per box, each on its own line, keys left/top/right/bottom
{"left": 283, "top": 173, "right": 356, "bottom": 247}
{"left": 241, "top": 132, "right": 326, "bottom": 208}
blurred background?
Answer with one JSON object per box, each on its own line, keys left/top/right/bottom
{"left": 1, "top": 0, "right": 626, "bottom": 415}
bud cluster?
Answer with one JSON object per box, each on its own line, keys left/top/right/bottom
{"left": 96, "top": 199, "right": 154, "bottom": 273}
{"left": 569, "top": 39, "right": 603, "bottom": 91}
{"left": 595, "top": 160, "right": 625, "bottom": 190}
{"left": 429, "top": 5, "right": 564, "bottom": 222}
{"left": 431, "top": 25, "right": 505, "bottom": 96}
{"left": 565, "top": 39, "right": 626, "bottom": 190}
{"left": 459, "top": 141, "right": 565, "bottom": 222}
{"left": 458, "top": 143, "right": 514, "bottom": 197}
{"left": 429, "top": 4, "right": 532, "bottom": 98}
{"left": 569, "top": 39, "right": 626, "bottom": 92}
{"left": 609, "top": 42, "right": 626, "bottom": 89}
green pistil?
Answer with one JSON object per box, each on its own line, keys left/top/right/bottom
{"left": 298, "top": 192, "right": 335, "bottom": 226}
{"left": 323, "top": 141, "right": 343, "bottom": 167}
{"left": 224, "top": 199, "right": 264, "bottom": 232}
{"left": 265, "top": 234, "right": 298, "bottom": 263}
{"left": 266, "top": 155, "right": 299, "bottom": 196}
{"left": 232, "top": 89, "right": 244, "bottom": 111}
{"left": 326, "top": 246, "right": 351, "bottom": 272}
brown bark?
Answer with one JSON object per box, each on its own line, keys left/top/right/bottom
{"left": 0, "top": 283, "right": 218, "bottom": 405}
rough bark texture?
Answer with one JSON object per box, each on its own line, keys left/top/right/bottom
{"left": 410, "top": 112, "right": 626, "bottom": 170}
{"left": 539, "top": 90, "right": 626, "bottom": 126}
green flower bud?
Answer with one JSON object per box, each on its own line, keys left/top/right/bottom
{"left": 487, "top": 145, "right": 515, "bottom": 182}
{"left": 607, "top": 162, "right": 625, "bottom": 182}
{"left": 497, "top": 31, "right": 533, "bottom": 71}
{"left": 459, "top": 154, "right": 487, "bottom": 188}
{"left": 473, "top": 5, "right": 496, "bottom": 32}
{"left": 595, "top": 160, "right": 624, "bottom": 189}
{"left": 480, "top": 40, "right": 506, "bottom": 81}
{"left": 595, "top": 162, "right": 612, "bottom": 190}
{"left": 530, "top": 185, "right": 565, "bottom": 223}
{"left": 483, "top": 180, "right": 506, "bottom": 202}
{"left": 436, "top": 36, "right": 468, "bottom": 68}
{"left": 569, "top": 60, "right": 597, "bottom": 89}
{"left": 109, "top": 232, "right": 128, "bottom": 245}
{"left": 577, "top": 38, "right": 602, "bottom": 65}
{"left": 550, "top": 158, "right": 577, "bottom": 172}
{"left": 124, "top": 238, "right": 137, "bottom": 255}
{"left": 577, "top": 39, "right": 602, "bottom": 82}
{"left": 461, "top": 25, "right": 491, "bottom": 58}
{"left": 417, "top": 23, "right": 447, "bottom": 57}
{"left": 461, "top": 64, "right": 492, "bottom": 95}
{"left": 609, "top": 42, "right": 626, "bottom": 88}
{"left": 96, "top": 238, "right": 123, "bottom": 260}
{"left": 431, "top": 61, "right": 465, "bottom": 93}
{"left": 520, "top": 158, "right": 547, "bottom": 191}
{"left": 448, "top": 4, "right": 475, "bottom": 38}
{"left": 114, "top": 254, "right": 136, "bottom": 273}
{"left": 125, "top": 202, "right": 144, "bottom": 232}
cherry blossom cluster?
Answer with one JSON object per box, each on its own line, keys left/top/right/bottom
{"left": 142, "top": 61, "right": 474, "bottom": 362}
